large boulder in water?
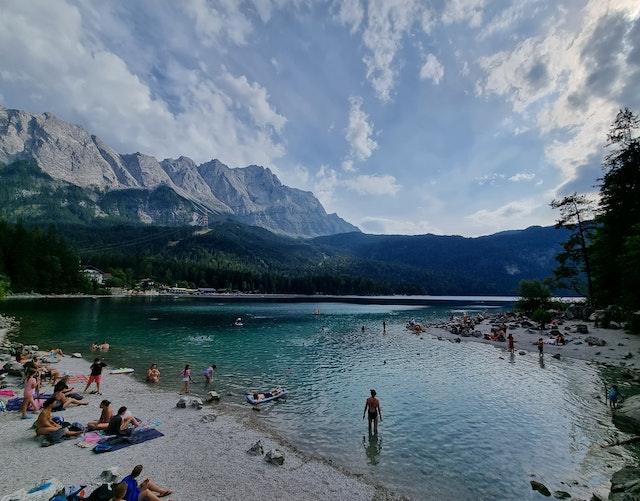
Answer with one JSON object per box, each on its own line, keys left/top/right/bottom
{"left": 613, "top": 394, "right": 640, "bottom": 433}
{"left": 609, "top": 466, "right": 640, "bottom": 500}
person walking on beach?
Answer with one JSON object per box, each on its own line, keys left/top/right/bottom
{"left": 537, "top": 338, "right": 544, "bottom": 357}
{"left": 84, "top": 357, "right": 108, "bottom": 394}
{"left": 363, "top": 389, "right": 382, "bottom": 434}
{"left": 180, "top": 364, "right": 192, "bottom": 394}
{"left": 609, "top": 385, "right": 622, "bottom": 409}
{"left": 20, "top": 368, "right": 40, "bottom": 419}
{"left": 507, "top": 333, "right": 515, "bottom": 353}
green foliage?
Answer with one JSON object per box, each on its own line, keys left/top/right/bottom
{"left": 515, "top": 279, "right": 552, "bottom": 313}
{"left": 590, "top": 108, "right": 640, "bottom": 310}
{"left": 532, "top": 308, "right": 554, "bottom": 326}
{"left": 0, "top": 220, "right": 93, "bottom": 294}
{"left": 550, "top": 193, "right": 596, "bottom": 302}
{"left": 0, "top": 273, "right": 10, "bottom": 298}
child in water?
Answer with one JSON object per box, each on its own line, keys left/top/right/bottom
{"left": 180, "top": 364, "right": 192, "bottom": 394}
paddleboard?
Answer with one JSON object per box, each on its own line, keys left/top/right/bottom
{"left": 110, "top": 368, "right": 134, "bottom": 374}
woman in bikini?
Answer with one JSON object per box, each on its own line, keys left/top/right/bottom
{"left": 363, "top": 389, "right": 382, "bottom": 434}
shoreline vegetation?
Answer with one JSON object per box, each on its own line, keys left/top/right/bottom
{"left": 1, "top": 299, "right": 639, "bottom": 500}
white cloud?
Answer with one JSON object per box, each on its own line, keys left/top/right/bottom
{"left": 419, "top": 53, "right": 444, "bottom": 84}
{"left": 359, "top": 0, "right": 423, "bottom": 101}
{"left": 509, "top": 172, "right": 536, "bottom": 182}
{"left": 343, "top": 174, "right": 401, "bottom": 196}
{"left": 183, "top": 0, "right": 253, "bottom": 47}
{"left": 334, "top": 0, "right": 364, "bottom": 33}
{"left": 442, "top": 0, "right": 486, "bottom": 28}
{"left": 475, "top": 173, "right": 505, "bottom": 185}
{"left": 220, "top": 72, "right": 287, "bottom": 133}
{"left": 344, "top": 96, "right": 378, "bottom": 165}
{"left": 465, "top": 198, "right": 541, "bottom": 233}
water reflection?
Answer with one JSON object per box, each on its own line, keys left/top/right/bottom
{"left": 363, "top": 433, "right": 382, "bottom": 465}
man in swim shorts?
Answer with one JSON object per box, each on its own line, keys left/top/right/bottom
{"left": 363, "top": 389, "right": 382, "bottom": 434}
{"left": 84, "top": 357, "right": 108, "bottom": 394}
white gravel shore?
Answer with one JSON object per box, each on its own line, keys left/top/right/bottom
{"left": 0, "top": 330, "right": 400, "bottom": 500}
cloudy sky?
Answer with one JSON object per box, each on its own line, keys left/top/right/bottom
{"left": 1, "top": 1, "right": 638, "bottom": 236}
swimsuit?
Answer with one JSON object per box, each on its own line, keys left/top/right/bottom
{"left": 368, "top": 410, "right": 378, "bottom": 419}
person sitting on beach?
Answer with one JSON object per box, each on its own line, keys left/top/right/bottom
{"left": 48, "top": 348, "right": 65, "bottom": 357}
{"left": 110, "top": 482, "right": 128, "bottom": 501}
{"left": 53, "top": 378, "right": 88, "bottom": 411}
{"left": 105, "top": 406, "right": 140, "bottom": 436}
{"left": 35, "top": 397, "right": 83, "bottom": 443}
{"left": 122, "top": 464, "right": 173, "bottom": 501}
{"left": 23, "top": 358, "right": 60, "bottom": 385}
{"left": 87, "top": 399, "right": 114, "bottom": 431}
{"left": 146, "top": 364, "right": 160, "bottom": 383}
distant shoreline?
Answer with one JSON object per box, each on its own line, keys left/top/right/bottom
{"left": 3, "top": 291, "right": 524, "bottom": 306}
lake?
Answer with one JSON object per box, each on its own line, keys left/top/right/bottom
{"left": 0, "top": 295, "right": 633, "bottom": 500}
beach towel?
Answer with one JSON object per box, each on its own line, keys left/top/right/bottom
{"left": 0, "top": 389, "right": 15, "bottom": 396}
{"left": 5, "top": 394, "right": 52, "bottom": 411}
{"left": 67, "top": 374, "right": 90, "bottom": 384}
{"left": 92, "top": 428, "right": 164, "bottom": 453}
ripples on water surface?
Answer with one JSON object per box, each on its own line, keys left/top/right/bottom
{"left": 1, "top": 297, "right": 635, "bottom": 500}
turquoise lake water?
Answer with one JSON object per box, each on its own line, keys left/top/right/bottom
{"left": 0, "top": 296, "right": 634, "bottom": 500}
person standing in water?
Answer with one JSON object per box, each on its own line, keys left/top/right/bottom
{"left": 180, "top": 364, "right": 192, "bottom": 394}
{"left": 204, "top": 364, "right": 216, "bottom": 387}
{"left": 363, "top": 389, "right": 382, "bottom": 434}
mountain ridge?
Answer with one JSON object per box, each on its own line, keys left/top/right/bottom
{"left": 0, "top": 105, "right": 358, "bottom": 238}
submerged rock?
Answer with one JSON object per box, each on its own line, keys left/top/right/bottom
{"left": 530, "top": 480, "right": 551, "bottom": 496}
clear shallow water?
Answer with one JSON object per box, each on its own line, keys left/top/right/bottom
{"left": 1, "top": 297, "right": 634, "bottom": 500}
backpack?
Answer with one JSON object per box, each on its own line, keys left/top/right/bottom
{"left": 85, "top": 483, "right": 114, "bottom": 501}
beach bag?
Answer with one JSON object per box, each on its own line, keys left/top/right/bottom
{"left": 85, "top": 483, "right": 114, "bottom": 500}
{"left": 92, "top": 443, "right": 112, "bottom": 453}
{"left": 48, "top": 427, "right": 66, "bottom": 444}
{"left": 69, "top": 421, "right": 85, "bottom": 432}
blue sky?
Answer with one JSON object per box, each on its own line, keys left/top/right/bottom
{"left": 1, "top": 0, "right": 638, "bottom": 236}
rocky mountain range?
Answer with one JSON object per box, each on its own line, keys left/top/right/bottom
{"left": 0, "top": 105, "right": 358, "bottom": 238}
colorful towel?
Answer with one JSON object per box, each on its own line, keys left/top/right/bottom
{"left": 93, "top": 428, "right": 164, "bottom": 452}
{"left": 6, "top": 394, "right": 52, "bottom": 411}
{"left": 0, "top": 389, "right": 15, "bottom": 396}
{"left": 67, "top": 374, "right": 90, "bottom": 384}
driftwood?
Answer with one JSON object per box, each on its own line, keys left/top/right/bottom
{"left": 603, "top": 436, "right": 640, "bottom": 448}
